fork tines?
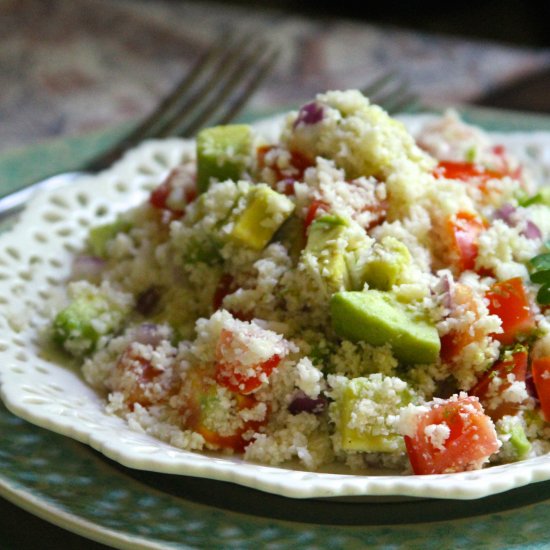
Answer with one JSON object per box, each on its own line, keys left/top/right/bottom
{"left": 85, "top": 32, "right": 278, "bottom": 172}
{"left": 139, "top": 31, "right": 278, "bottom": 139}
{"left": 361, "top": 72, "right": 418, "bottom": 114}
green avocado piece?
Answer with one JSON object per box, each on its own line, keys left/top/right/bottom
{"left": 230, "top": 185, "right": 295, "bottom": 250}
{"left": 272, "top": 215, "right": 307, "bottom": 265}
{"left": 304, "top": 215, "right": 351, "bottom": 294}
{"left": 330, "top": 290, "right": 440, "bottom": 364}
{"left": 353, "top": 236, "right": 411, "bottom": 291}
{"left": 88, "top": 218, "right": 132, "bottom": 258}
{"left": 339, "top": 375, "right": 414, "bottom": 452}
{"left": 53, "top": 287, "right": 130, "bottom": 356}
{"left": 509, "top": 423, "right": 532, "bottom": 459}
{"left": 196, "top": 124, "right": 252, "bottom": 193}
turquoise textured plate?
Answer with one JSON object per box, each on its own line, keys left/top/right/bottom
{"left": 2, "top": 106, "right": 550, "bottom": 547}
{"left": 4, "top": 398, "right": 550, "bottom": 548}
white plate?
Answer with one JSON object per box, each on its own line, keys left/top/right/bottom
{"left": 1, "top": 114, "right": 550, "bottom": 500}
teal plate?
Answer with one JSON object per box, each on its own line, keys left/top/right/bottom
{"left": 3, "top": 106, "right": 550, "bottom": 548}
{"left": 4, "top": 398, "right": 550, "bottom": 548}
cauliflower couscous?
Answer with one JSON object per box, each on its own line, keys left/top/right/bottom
{"left": 50, "top": 90, "right": 550, "bottom": 475}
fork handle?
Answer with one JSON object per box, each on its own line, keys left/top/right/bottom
{"left": 0, "top": 172, "right": 86, "bottom": 223}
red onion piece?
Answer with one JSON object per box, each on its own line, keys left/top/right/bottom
{"left": 439, "top": 271, "right": 454, "bottom": 310}
{"left": 494, "top": 203, "right": 517, "bottom": 224}
{"left": 71, "top": 255, "right": 106, "bottom": 280}
{"left": 135, "top": 286, "right": 162, "bottom": 316}
{"left": 494, "top": 204, "right": 541, "bottom": 239}
{"left": 293, "top": 102, "right": 324, "bottom": 128}
{"left": 132, "top": 323, "right": 166, "bottom": 347}
{"left": 288, "top": 391, "right": 327, "bottom": 415}
{"left": 525, "top": 369, "right": 539, "bottom": 402}
{"left": 521, "top": 220, "right": 542, "bottom": 240}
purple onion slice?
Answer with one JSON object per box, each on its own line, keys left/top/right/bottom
{"left": 288, "top": 390, "right": 327, "bottom": 415}
{"left": 521, "top": 220, "right": 542, "bottom": 240}
{"left": 132, "top": 323, "right": 167, "bottom": 347}
{"left": 136, "top": 286, "right": 162, "bottom": 316}
{"left": 293, "top": 102, "right": 324, "bottom": 128}
{"left": 494, "top": 203, "right": 516, "bottom": 224}
{"left": 71, "top": 255, "right": 106, "bottom": 281}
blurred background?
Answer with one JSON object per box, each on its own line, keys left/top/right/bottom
{"left": 2, "top": 0, "right": 550, "bottom": 156}
{"left": 224, "top": 0, "right": 550, "bottom": 47}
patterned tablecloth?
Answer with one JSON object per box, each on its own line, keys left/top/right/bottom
{"left": 2, "top": 0, "right": 550, "bottom": 154}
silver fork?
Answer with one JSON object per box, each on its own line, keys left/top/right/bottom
{"left": 0, "top": 63, "right": 414, "bottom": 222}
{"left": 362, "top": 71, "right": 418, "bottom": 113}
{"left": 0, "top": 32, "right": 279, "bottom": 222}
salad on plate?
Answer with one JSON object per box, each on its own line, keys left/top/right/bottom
{"left": 46, "top": 90, "right": 550, "bottom": 476}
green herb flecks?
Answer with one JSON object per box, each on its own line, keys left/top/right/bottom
{"left": 529, "top": 252, "right": 550, "bottom": 305}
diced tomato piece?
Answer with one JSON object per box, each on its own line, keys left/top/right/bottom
{"left": 446, "top": 211, "right": 485, "bottom": 272}
{"left": 212, "top": 274, "right": 252, "bottom": 320}
{"left": 182, "top": 368, "right": 267, "bottom": 452}
{"left": 149, "top": 167, "right": 196, "bottom": 218}
{"left": 440, "top": 333, "right": 462, "bottom": 364}
{"left": 216, "top": 353, "right": 281, "bottom": 395}
{"left": 361, "top": 198, "right": 388, "bottom": 231}
{"left": 111, "top": 346, "right": 171, "bottom": 409}
{"left": 531, "top": 357, "right": 550, "bottom": 421}
{"left": 434, "top": 158, "right": 523, "bottom": 193}
{"left": 440, "top": 283, "right": 482, "bottom": 363}
{"left": 256, "top": 144, "right": 271, "bottom": 169}
{"left": 492, "top": 145, "right": 505, "bottom": 157}
{"left": 469, "top": 350, "right": 528, "bottom": 420}
{"left": 196, "top": 427, "right": 243, "bottom": 450}
{"left": 215, "top": 329, "right": 281, "bottom": 394}
{"left": 257, "top": 145, "right": 312, "bottom": 185}
{"left": 213, "top": 273, "right": 235, "bottom": 311}
{"left": 404, "top": 395, "right": 500, "bottom": 475}
{"left": 304, "top": 200, "right": 329, "bottom": 233}
{"left": 486, "top": 277, "right": 536, "bottom": 345}
{"left": 434, "top": 160, "right": 505, "bottom": 184}
{"left": 491, "top": 145, "right": 523, "bottom": 181}
{"left": 289, "top": 149, "right": 313, "bottom": 175}
{"left": 281, "top": 178, "right": 296, "bottom": 196}
{"left": 150, "top": 181, "right": 187, "bottom": 218}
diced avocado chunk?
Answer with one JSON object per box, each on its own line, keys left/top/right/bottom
{"left": 88, "top": 218, "right": 132, "bottom": 258}
{"left": 497, "top": 416, "right": 532, "bottom": 460}
{"left": 272, "top": 215, "right": 307, "bottom": 264}
{"left": 229, "top": 185, "right": 295, "bottom": 250}
{"left": 303, "top": 215, "right": 351, "bottom": 294}
{"left": 352, "top": 236, "right": 411, "bottom": 291}
{"left": 330, "top": 290, "right": 440, "bottom": 364}
{"left": 339, "top": 374, "right": 414, "bottom": 452}
{"left": 509, "top": 423, "right": 531, "bottom": 459}
{"left": 313, "top": 214, "right": 348, "bottom": 228}
{"left": 53, "top": 282, "right": 132, "bottom": 356}
{"left": 196, "top": 125, "right": 252, "bottom": 193}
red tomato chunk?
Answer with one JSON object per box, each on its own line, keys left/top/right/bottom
{"left": 469, "top": 350, "right": 528, "bottom": 420}
{"left": 434, "top": 160, "right": 506, "bottom": 185}
{"left": 486, "top": 277, "right": 535, "bottom": 345}
{"left": 182, "top": 368, "right": 266, "bottom": 452}
{"left": 445, "top": 211, "right": 485, "bottom": 273}
{"left": 111, "top": 345, "right": 173, "bottom": 410}
{"left": 215, "top": 329, "right": 281, "bottom": 394}
{"left": 532, "top": 357, "right": 550, "bottom": 422}
{"left": 404, "top": 395, "right": 500, "bottom": 475}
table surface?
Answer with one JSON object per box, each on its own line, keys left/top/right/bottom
{"left": 2, "top": 1, "right": 550, "bottom": 548}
